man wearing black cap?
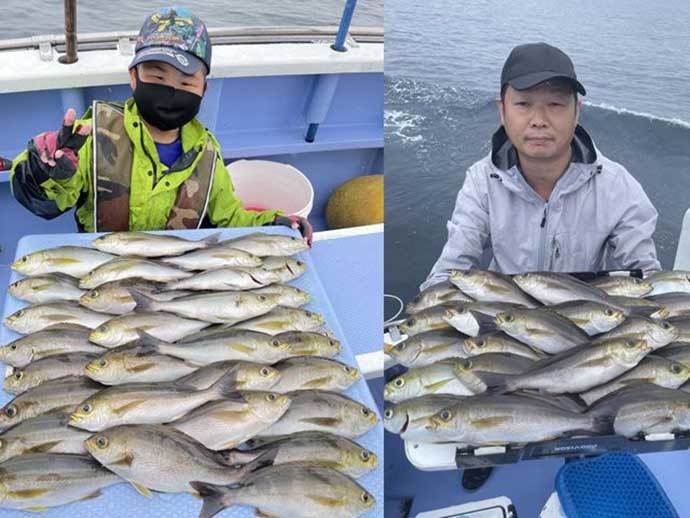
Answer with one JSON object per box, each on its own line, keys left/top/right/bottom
{"left": 422, "top": 42, "right": 659, "bottom": 292}
{"left": 10, "top": 7, "right": 311, "bottom": 242}
{"left": 420, "top": 42, "right": 659, "bottom": 490}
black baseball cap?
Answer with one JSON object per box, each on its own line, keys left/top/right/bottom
{"left": 501, "top": 42, "right": 586, "bottom": 96}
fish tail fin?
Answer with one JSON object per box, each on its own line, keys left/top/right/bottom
{"left": 128, "top": 290, "right": 159, "bottom": 312}
{"left": 202, "top": 232, "right": 222, "bottom": 248}
{"left": 223, "top": 447, "right": 278, "bottom": 482}
{"left": 189, "top": 481, "right": 234, "bottom": 518}
{"left": 135, "top": 330, "right": 169, "bottom": 354}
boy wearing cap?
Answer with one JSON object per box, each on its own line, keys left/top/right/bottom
{"left": 10, "top": 7, "right": 312, "bottom": 242}
{"left": 421, "top": 42, "right": 659, "bottom": 290}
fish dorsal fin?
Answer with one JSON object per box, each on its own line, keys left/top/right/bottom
{"left": 131, "top": 482, "right": 152, "bottom": 498}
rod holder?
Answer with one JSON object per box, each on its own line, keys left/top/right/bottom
{"left": 332, "top": 0, "right": 357, "bottom": 52}
{"left": 59, "top": 0, "right": 78, "bottom": 64}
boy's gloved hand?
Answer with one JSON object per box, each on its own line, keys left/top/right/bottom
{"left": 28, "top": 108, "right": 91, "bottom": 180}
{"left": 272, "top": 215, "right": 314, "bottom": 246}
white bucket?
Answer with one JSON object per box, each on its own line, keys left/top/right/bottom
{"left": 226, "top": 159, "right": 314, "bottom": 218}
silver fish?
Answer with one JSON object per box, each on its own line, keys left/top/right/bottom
{"left": 190, "top": 463, "right": 375, "bottom": 518}
{"left": 580, "top": 356, "right": 690, "bottom": 405}
{"left": 608, "top": 295, "right": 669, "bottom": 319}
{"left": 271, "top": 357, "right": 360, "bottom": 392}
{"left": 89, "top": 311, "right": 210, "bottom": 347}
{"left": 79, "top": 278, "right": 190, "bottom": 315}
{"left": 256, "top": 390, "right": 378, "bottom": 439}
{"left": 442, "top": 302, "right": 520, "bottom": 336}
{"left": 399, "top": 303, "right": 458, "bottom": 337}
{"left": 384, "top": 395, "right": 468, "bottom": 442}
{"left": 666, "top": 317, "right": 690, "bottom": 343}
{"left": 68, "top": 371, "right": 242, "bottom": 431}
{"left": 501, "top": 338, "right": 652, "bottom": 394}
{"left": 406, "top": 281, "right": 473, "bottom": 314}
{"left": 175, "top": 361, "right": 281, "bottom": 390}
{"left": 590, "top": 276, "right": 653, "bottom": 297}
{"left": 250, "top": 284, "right": 311, "bottom": 308}
{"left": 593, "top": 316, "right": 678, "bottom": 350}
{"left": 160, "top": 246, "right": 263, "bottom": 271}
{"left": 165, "top": 266, "right": 282, "bottom": 291}
{"left": 8, "top": 274, "right": 83, "bottom": 304}
{"left": 223, "top": 431, "right": 378, "bottom": 478}
{"left": 462, "top": 332, "right": 544, "bottom": 361}
{"left": 4, "top": 352, "right": 99, "bottom": 394}
{"left": 11, "top": 246, "right": 114, "bottom": 278}
{"left": 450, "top": 269, "right": 538, "bottom": 307}
{"left": 79, "top": 257, "right": 194, "bottom": 289}
{"left": 425, "top": 394, "right": 607, "bottom": 446}
{"left": 495, "top": 308, "right": 589, "bottom": 354}
{"left": 385, "top": 328, "right": 469, "bottom": 368}
{"left": 84, "top": 424, "right": 274, "bottom": 496}
{"left": 221, "top": 232, "right": 309, "bottom": 257}
{"left": 646, "top": 293, "right": 690, "bottom": 319}
{"left": 129, "top": 290, "right": 280, "bottom": 325}
{"left": 512, "top": 272, "right": 616, "bottom": 307}
{"left": 259, "top": 256, "right": 307, "bottom": 283}
{"left": 385, "top": 354, "right": 534, "bottom": 402}
{"left": 84, "top": 341, "right": 200, "bottom": 385}
{"left": 0, "top": 326, "right": 104, "bottom": 368}
{"left": 169, "top": 391, "right": 292, "bottom": 449}
{"left": 613, "top": 391, "right": 690, "bottom": 438}
{"left": 4, "top": 303, "right": 112, "bottom": 334}
{"left": 645, "top": 270, "right": 690, "bottom": 296}
{"left": 0, "top": 376, "right": 103, "bottom": 430}
{"left": 0, "top": 453, "right": 121, "bottom": 511}
{"left": 547, "top": 300, "right": 626, "bottom": 335}
{"left": 91, "top": 231, "right": 220, "bottom": 257}
{"left": 232, "top": 307, "right": 325, "bottom": 334}
{"left": 0, "top": 413, "right": 92, "bottom": 463}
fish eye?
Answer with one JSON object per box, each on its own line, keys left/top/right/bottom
{"left": 5, "top": 405, "right": 17, "bottom": 418}
{"left": 14, "top": 372, "right": 23, "bottom": 380}
{"left": 9, "top": 344, "right": 17, "bottom": 350}
{"left": 99, "top": 359, "right": 107, "bottom": 368}
{"left": 360, "top": 450, "right": 371, "bottom": 461}
{"left": 259, "top": 367, "right": 271, "bottom": 377}
{"left": 672, "top": 363, "right": 683, "bottom": 374}
{"left": 15, "top": 310, "right": 24, "bottom": 318}
{"left": 360, "top": 492, "right": 370, "bottom": 503}
{"left": 328, "top": 340, "right": 337, "bottom": 346}
{"left": 21, "top": 257, "right": 27, "bottom": 263}
{"left": 624, "top": 340, "right": 636, "bottom": 348}
{"left": 475, "top": 340, "right": 485, "bottom": 348}
{"left": 297, "top": 261, "right": 304, "bottom": 266}
{"left": 407, "top": 318, "right": 416, "bottom": 327}
{"left": 305, "top": 311, "right": 314, "bottom": 317}
{"left": 505, "top": 314, "right": 514, "bottom": 322}
{"left": 662, "top": 322, "right": 672, "bottom": 329}
{"left": 270, "top": 339, "right": 280, "bottom": 347}
{"left": 605, "top": 309, "right": 615, "bottom": 316}
{"left": 259, "top": 295, "right": 267, "bottom": 301}
{"left": 440, "top": 410, "right": 452, "bottom": 421}
{"left": 266, "top": 393, "right": 277, "bottom": 401}
{"left": 81, "top": 403, "right": 93, "bottom": 414}
{"left": 98, "top": 325, "right": 108, "bottom": 333}
{"left": 89, "top": 290, "right": 99, "bottom": 298}
{"left": 96, "top": 436, "right": 109, "bottom": 448}
{"left": 463, "top": 359, "right": 473, "bottom": 369}
{"left": 394, "top": 378, "right": 405, "bottom": 387}
{"left": 384, "top": 408, "right": 394, "bottom": 419}
{"left": 361, "top": 407, "right": 371, "bottom": 416}
{"left": 343, "top": 366, "right": 353, "bottom": 373}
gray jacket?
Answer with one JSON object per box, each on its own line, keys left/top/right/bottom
{"left": 421, "top": 125, "right": 660, "bottom": 290}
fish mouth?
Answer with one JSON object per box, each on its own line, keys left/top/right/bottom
{"left": 85, "top": 364, "right": 100, "bottom": 375}
{"left": 68, "top": 413, "right": 83, "bottom": 426}
{"left": 400, "top": 414, "right": 410, "bottom": 434}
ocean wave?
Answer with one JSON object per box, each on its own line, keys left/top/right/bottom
{"left": 583, "top": 102, "right": 690, "bottom": 130}
{"left": 384, "top": 109, "right": 426, "bottom": 143}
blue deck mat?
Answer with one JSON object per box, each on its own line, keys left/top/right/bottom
{"left": 0, "top": 226, "right": 382, "bottom": 518}
{"left": 556, "top": 452, "right": 679, "bottom": 518}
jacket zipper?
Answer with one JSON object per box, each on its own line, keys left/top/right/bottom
{"left": 538, "top": 204, "right": 548, "bottom": 270}
{"left": 140, "top": 130, "right": 158, "bottom": 187}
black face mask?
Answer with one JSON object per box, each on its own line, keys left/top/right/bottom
{"left": 133, "top": 74, "right": 202, "bottom": 131}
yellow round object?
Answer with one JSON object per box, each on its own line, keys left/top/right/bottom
{"left": 326, "top": 175, "right": 383, "bottom": 229}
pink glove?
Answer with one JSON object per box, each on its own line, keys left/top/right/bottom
{"left": 273, "top": 215, "right": 313, "bottom": 247}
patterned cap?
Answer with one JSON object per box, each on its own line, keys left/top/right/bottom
{"left": 130, "top": 7, "right": 212, "bottom": 75}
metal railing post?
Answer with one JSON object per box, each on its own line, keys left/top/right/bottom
{"left": 59, "top": 0, "right": 78, "bottom": 64}
{"left": 331, "top": 0, "right": 358, "bottom": 52}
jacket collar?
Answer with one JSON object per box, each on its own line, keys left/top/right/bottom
{"left": 490, "top": 124, "right": 597, "bottom": 171}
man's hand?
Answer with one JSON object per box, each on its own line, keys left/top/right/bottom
{"left": 273, "top": 215, "right": 314, "bottom": 246}
{"left": 28, "top": 108, "right": 91, "bottom": 180}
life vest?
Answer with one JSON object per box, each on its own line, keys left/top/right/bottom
{"left": 91, "top": 101, "right": 216, "bottom": 232}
